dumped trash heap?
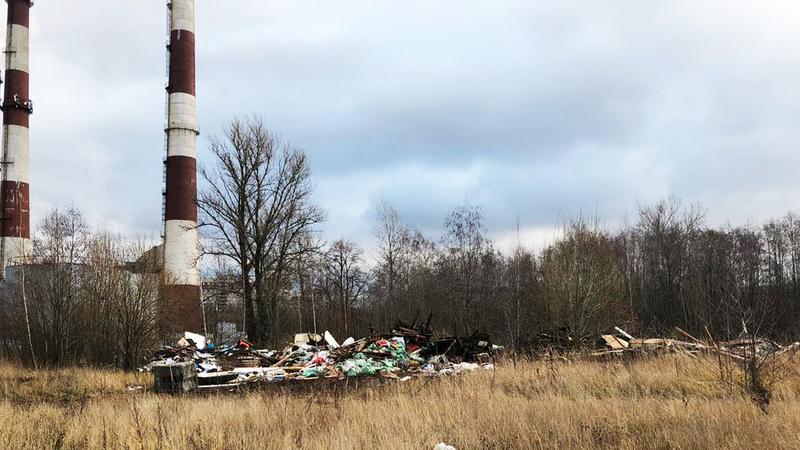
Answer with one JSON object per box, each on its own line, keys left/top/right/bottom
{"left": 510, "top": 324, "right": 800, "bottom": 362}
{"left": 144, "top": 323, "right": 500, "bottom": 391}
{"left": 594, "top": 326, "right": 800, "bottom": 360}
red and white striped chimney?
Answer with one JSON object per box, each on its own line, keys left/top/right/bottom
{"left": 163, "top": 0, "right": 201, "bottom": 330}
{"left": 0, "top": 0, "right": 32, "bottom": 275}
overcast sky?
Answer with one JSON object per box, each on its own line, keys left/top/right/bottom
{"left": 9, "top": 0, "right": 800, "bottom": 253}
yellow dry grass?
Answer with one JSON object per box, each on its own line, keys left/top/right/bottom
{"left": 1, "top": 356, "right": 800, "bottom": 449}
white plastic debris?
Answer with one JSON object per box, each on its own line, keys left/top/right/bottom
{"left": 294, "top": 333, "right": 322, "bottom": 346}
{"left": 434, "top": 443, "right": 457, "bottom": 450}
{"left": 324, "top": 330, "right": 340, "bottom": 348}
{"left": 198, "top": 361, "right": 219, "bottom": 372}
{"left": 446, "top": 363, "right": 480, "bottom": 374}
{"left": 184, "top": 331, "right": 206, "bottom": 350}
{"left": 232, "top": 367, "right": 280, "bottom": 375}
{"left": 342, "top": 337, "right": 355, "bottom": 346}
{"left": 232, "top": 367, "right": 287, "bottom": 382}
{"left": 341, "top": 360, "right": 357, "bottom": 373}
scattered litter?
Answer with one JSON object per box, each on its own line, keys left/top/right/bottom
{"left": 435, "top": 443, "right": 457, "bottom": 450}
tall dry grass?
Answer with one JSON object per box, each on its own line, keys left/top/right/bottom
{"left": 1, "top": 356, "right": 800, "bottom": 449}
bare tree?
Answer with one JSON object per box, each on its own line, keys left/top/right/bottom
{"left": 634, "top": 197, "right": 704, "bottom": 332}
{"left": 0, "top": 207, "right": 164, "bottom": 368}
{"left": 199, "top": 116, "right": 324, "bottom": 346}
{"left": 25, "top": 206, "right": 88, "bottom": 365}
{"left": 502, "top": 245, "right": 537, "bottom": 355}
{"left": 439, "top": 203, "right": 492, "bottom": 335}
{"left": 539, "top": 217, "right": 629, "bottom": 340}
{"left": 82, "top": 234, "right": 161, "bottom": 369}
{"left": 318, "top": 240, "right": 369, "bottom": 336}
{"left": 287, "top": 233, "right": 323, "bottom": 334}
{"left": 372, "top": 202, "right": 414, "bottom": 323}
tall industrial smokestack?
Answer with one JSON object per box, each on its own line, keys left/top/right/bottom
{"left": 0, "top": 0, "right": 32, "bottom": 276}
{"left": 163, "top": 0, "right": 201, "bottom": 330}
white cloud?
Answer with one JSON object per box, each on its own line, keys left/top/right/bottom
{"left": 493, "top": 226, "right": 563, "bottom": 255}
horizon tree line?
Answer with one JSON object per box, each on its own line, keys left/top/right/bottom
{"left": 2, "top": 116, "right": 799, "bottom": 367}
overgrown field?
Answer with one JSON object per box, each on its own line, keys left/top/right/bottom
{"left": 1, "top": 356, "right": 800, "bottom": 449}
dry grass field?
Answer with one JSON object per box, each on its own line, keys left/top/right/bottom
{"left": 2, "top": 356, "right": 800, "bottom": 449}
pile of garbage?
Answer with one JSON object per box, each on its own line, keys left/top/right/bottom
{"left": 144, "top": 323, "right": 500, "bottom": 390}
{"left": 511, "top": 324, "right": 799, "bottom": 361}
{"left": 594, "top": 326, "right": 800, "bottom": 360}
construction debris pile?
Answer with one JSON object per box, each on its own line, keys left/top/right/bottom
{"left": 513, "top": 324, "right": 799, "bottom": 361}
{"left": 595, "top": 326, "right": 800, "bottom": 360}
{"left": 145, "top": 324, "right": 500, "bottom": 391}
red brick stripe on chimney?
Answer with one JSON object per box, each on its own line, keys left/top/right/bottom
{"left": 6, "top": 0, "right": 30, "bottom": 27}
{"left": 3, "top": 69, "right": 30, "bottom": 127}
{"left": 168, "top": 30, "right": 196, "bottom": 96}
{"left": 0, "top": 181, "right": 29, "bottom": 238}
{"left": 164, "top": 155, "right": 198, "bottom": 221}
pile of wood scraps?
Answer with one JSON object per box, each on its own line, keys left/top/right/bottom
{"left": 594, "top": 326, "right": 800, "bottom": 361}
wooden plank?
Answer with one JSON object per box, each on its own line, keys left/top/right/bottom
{"left": 602, "top": 335, "right": 629, "bottom": 350}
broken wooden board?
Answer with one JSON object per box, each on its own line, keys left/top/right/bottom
{"left": 601, "top": 335, "right": 629, "bottom": 350}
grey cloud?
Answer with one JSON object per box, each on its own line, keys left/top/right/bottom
{"left": 4, "top": 0, "right": 799, "bottom": 250}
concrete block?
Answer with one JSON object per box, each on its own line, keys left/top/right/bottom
{"left": 153, "top": 361, "right": 197, "bottom": 393}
